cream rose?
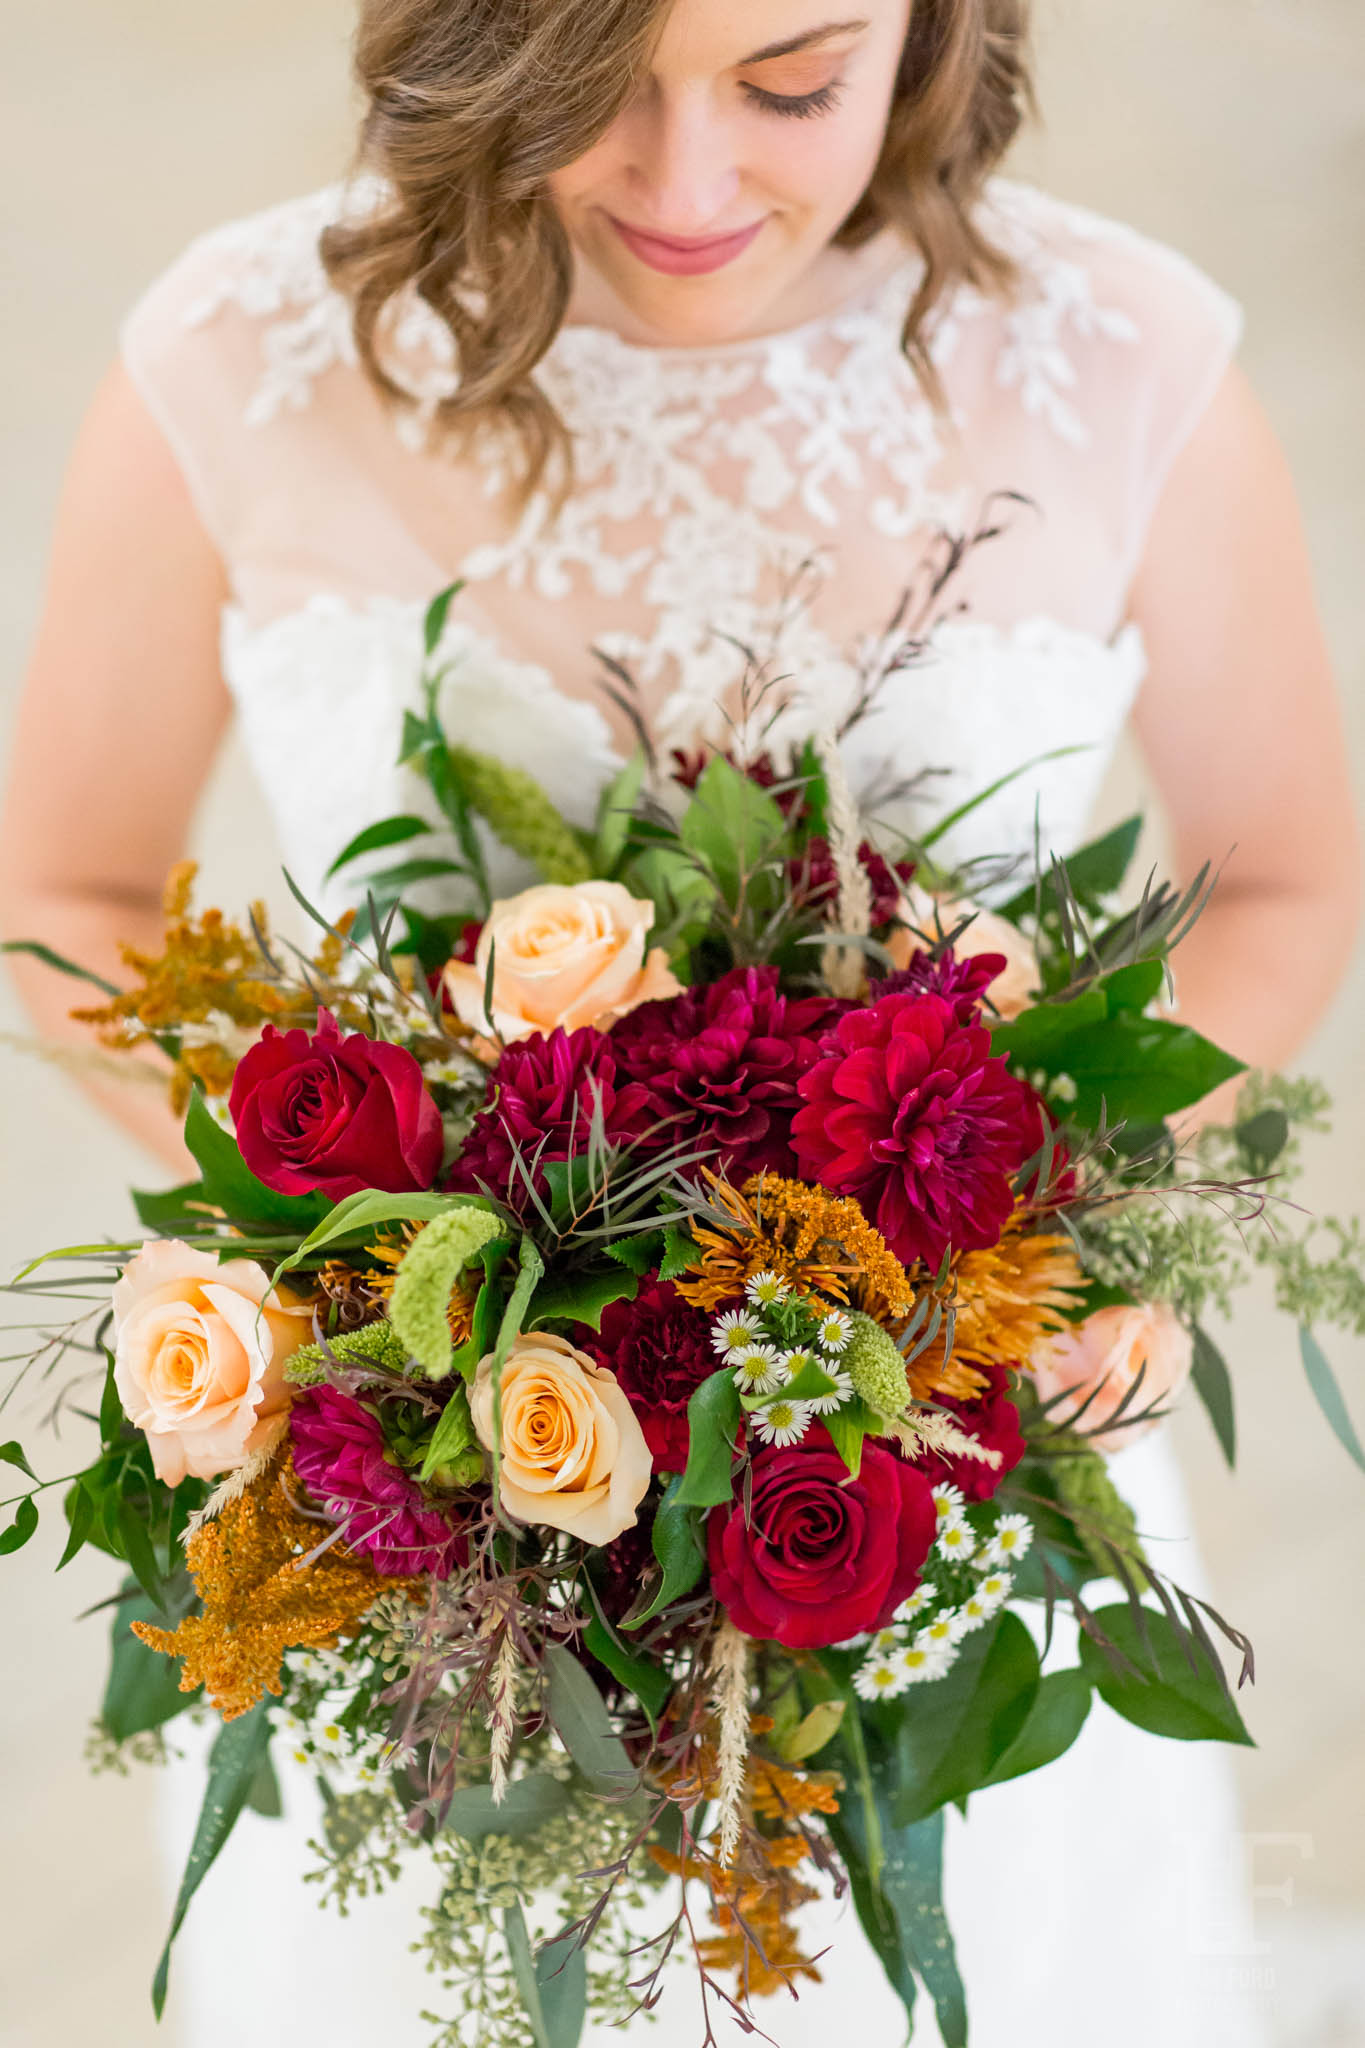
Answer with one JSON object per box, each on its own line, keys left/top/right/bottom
{"left": 112, "top": 1240, "right": 313, "bottom": 1486}
{"left": 470, "top": 1331, "right": 651, "bottom": 1545}
{"left": 443, "top": 882, "right": 681, "bottom": 1042}
{"left": 1032, "top": 1303, "right": 1194, "bottom": 1450}
{"left": 891, "top": 885, "right": 1038, "bottom": 1020}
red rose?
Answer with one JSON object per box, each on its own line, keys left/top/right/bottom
{"left": 708, "top": 1431, "right": 937, "bottom": 1649}
{"left": 229, "top": 1008, "right": 443, "bottom": 1199}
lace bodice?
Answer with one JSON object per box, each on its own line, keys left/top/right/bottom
{"left": 121, "top": 178, "right": 1240, "bottom": 912}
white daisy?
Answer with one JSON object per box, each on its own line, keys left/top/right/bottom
{"left": 745, "top": 1269, "right": 790, "bottom": 1309}
{"left": 974, "top": 1570, "right": 1011, "bottom": 1603}
{"left": 899, "top": 1640, "right": 958, "bottom": 1684}
{"left": 815, "top": 1309, "right": 853, "bottom": 1353}
{"left": 712, "top": 1308, "right": 762, "bottom": 1358}
{"left": 869, "top": 1627, "right": 902, "bottom": 1655}
{"left": 894, "top": 1584, "right": 934, "bottom": 1622}
{"left": 982, "top": 1515, "right": 1034, "bottom": 1568}
{"left": 917, "top": 1610, "right": 970, "bottom": 1650}
{"left": 752, "top": 1399, "right": 814, "bottom": 1447}
{"left": 780, "top": 1346, "right": 818, "bottom": 1378}
{"left": 957, "top": 1587, "right": 1003, "bottom": 1632}
{"left": 731, "top": 1343, "right": 785, "bottom": 1394}
{"left": 854, "top": 1656, "right": 912, "bottom": 1701}
{"left": 930, "top": 1481, "right": 967, "bottom": 1525}
{"left": 935, "top": 1517, "right": 977, "bottom": 1564}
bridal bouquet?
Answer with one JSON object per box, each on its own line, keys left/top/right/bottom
{"left": 4, "top": 588, "right": 1363, "bottom": 2047}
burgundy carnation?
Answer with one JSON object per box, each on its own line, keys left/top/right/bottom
{"left": 708, "top": 1430, "right": 937, "bottom": 1649}
{"left": 446, "top": 1026, "right": 655, "bottom": 1211}
{"left": 582, "top": 1279, "right": 716, "bottom": 1473}
{"left": 876, "top": 944, "right": 1007, "bottom": 1022}
{"left": 792, "top": 991, "right": 1033, "bottom": 1270}
{"left": 789, "top": 837, "right": 911, "bottom": 928}
{"left": 290, "top": 1384, "right": 468, "bottom": 1577}
{"left": 609, "top": 965, "right": 846, "bottom": 1179}
{"left": 922, "top": 1363, "right": 1025, "bottom": 1502}
{"left": 229, "top": 1008, "right": 443, "bottom": 1200}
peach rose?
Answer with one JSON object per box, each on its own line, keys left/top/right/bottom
{"left": 112, "top": 1240, "right": 313, "bottom": 1486}
{"left": 891, "top": 885, "right": 1038, "bottom": 1020}
{"left": 443, "top": 882, "right": 681, "bottom": 1042}
{"left": 470, "top": 1331, "right": 651, "bottom": 1545}
{"left": 1032, "top": 1303, "right": 1194, "bottom": 1450}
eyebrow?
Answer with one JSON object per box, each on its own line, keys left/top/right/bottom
{"left": 739, "top": 18, "right": 871, "bottom": 64}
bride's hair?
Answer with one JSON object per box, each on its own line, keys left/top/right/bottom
{"left": 323, "top": 0, "right": 1033, "bottom": 496}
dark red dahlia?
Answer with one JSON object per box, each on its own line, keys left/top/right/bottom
{"left": 876, "top": 943, "right": 1007, "bottom": 1022}
{"left": 582, "top": 1279, "right": 716, "bottom": 1472}
{"left": 446, "top": 1026, "right": 655, "bottom": 1211}
{"left": 289, "top": 1384, "right": 469, "bottom": 1577}
{"left": 669, "top": 748, "right": 805, "bottom": 821}
{"left": 921, "top": 1363, "right": 1025, "bottom": 1502}
{"left": 792, "top": 991, "right": 1033, "bottom": 1270}
{"left": 609, "top": 965, "right": 846, "bottom": 1179}
{"left": 788, "top": 838, "right": 911, "bottom": 929}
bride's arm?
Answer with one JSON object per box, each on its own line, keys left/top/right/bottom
{"left": 1127, "top": 360, "right": 1360, "bottom": 1108}
{"left": 0, "top": 361, "right": 233, "bottom": 1174}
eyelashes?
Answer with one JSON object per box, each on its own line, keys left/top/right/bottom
{"left": 740, "top": 79, "right": 846, "bottom": 121}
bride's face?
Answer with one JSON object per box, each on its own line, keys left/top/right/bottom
{"left": 549, "top": 0, "right": 915, "bottom": 346}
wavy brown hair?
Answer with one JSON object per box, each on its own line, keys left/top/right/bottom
{"left": 323, "top": 0, "right": 1034, "bottom": 496}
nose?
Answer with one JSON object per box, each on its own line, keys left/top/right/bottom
{"left": 619, "top": 84, "right": 743, "bottom": 234}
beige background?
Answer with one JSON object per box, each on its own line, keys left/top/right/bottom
{"left": 1, "top": 1, "right": 1362, "bottom": 2043}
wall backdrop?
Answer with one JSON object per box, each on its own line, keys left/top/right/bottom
{"left": 2, "top": 3, "right": 1361, "bottom": 2044}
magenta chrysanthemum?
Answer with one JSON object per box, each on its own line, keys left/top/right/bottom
{"left": 609, "top": 965, "right": 846, "bottom": 1179}
{"left": 289, "top": 1385, "right": 468, "bottom": 1577}
{"left": 446, "top": 1026, "right": 655, "bottom": 1211}
{"left": 877, "top": 944, "right": 1007, "bottom": 1021}
{"left": 791, "top": 990, "right": 1033, "bottom": 1269}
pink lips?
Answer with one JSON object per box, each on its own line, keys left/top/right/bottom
{"left": 608, "top": 214, "right": 765, "bottom": 276}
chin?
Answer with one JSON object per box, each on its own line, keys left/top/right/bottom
{"left": 599, "top": 263, "right": 799, "bottom": 349}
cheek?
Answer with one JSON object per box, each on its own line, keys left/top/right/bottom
{"left": 548, "top": 133, "right": 622, "bottom": 209}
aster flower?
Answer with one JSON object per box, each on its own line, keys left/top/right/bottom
{"left": 792, "top": 991, "right": 1034, "bottom": 1271}
{"left": 445, "top": 1024, "right": 655, "bottom": 1213}
{"left": 289, "top": 1385, "right": 470, "bottom": 1578}
{"left": 930, "top": 1481, "right": 967, "bottom": 1525}
{"left": 609, "top": 965, "right": 846, "bottom": 1180}
{"left": 935, "top": 1519, "right": 977, "bottom": 1565}
{"left": 582, "top": 1279, "right": 717, "bottom": 1472}
{"left": 815, "top": 1308, "right": 853, "bottom": 1353}
{"left": 854, "top": 1655, "right": 913, "bottom": 1701}
{"left": 975, "top": 1569, "right": 1012, "bottom": 1603}
{"left": 732, "top": 1345, "right": 785, "bottom": 1395}
{"left": 712, "top": 1308, "right": 763, "bottom": 1358}
{"left": 894, "top": 1584, "right": 934, "bottom": 1622}
{"left": 746, "top": 1270, "right": 791, "bottom": 1309}
{"left": 806, "top": 1370, "right": 854, "bottom": 1416}
{"left": 899, "top": 1639, "right": 959, "bottom": 1684}
{"left": 752, "top": 1399, "right": 815, "bottom": 1447}
{"left": 982, "top": 1514, "right": 1034, "bottom": 1568}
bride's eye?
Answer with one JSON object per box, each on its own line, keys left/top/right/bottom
{"left": 740, "top": 79, "right": 846, "bottom": 120}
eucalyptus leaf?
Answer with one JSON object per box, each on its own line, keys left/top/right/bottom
{"left": 1191, "top": 1326, "right": 1237, "bottom": 1468}
{"left": 448, "top": 1775, "right": 572, "bottom": 1841}
{"left": 1300, "top": 1326, "right": 1365, "bottom": 1474}
{"left": 543, "top": 1644, "right": 639, "bottom": 1796}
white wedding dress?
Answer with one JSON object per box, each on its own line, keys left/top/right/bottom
{"left": 123, "top": 177, "right": 1272, "bottom": 2045}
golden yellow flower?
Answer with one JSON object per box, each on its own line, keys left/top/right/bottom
{"left": 675, "top": 1172, "right": 914, "bottom": 1318}
{"left": 899, "top": 1208, "right": 1085, "bottom": 1389}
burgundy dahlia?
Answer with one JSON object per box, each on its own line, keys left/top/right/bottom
{"left": 446, "top": 1026, "right": 655, "bottom": 1211}
{"left": 876, "top": 943, "right": 1007, "bottom": 1022}
{"left": 289, "top": 1384, "right": 468, "bottom": 1577}
{"left": 789, "top": 837, "right": 911, "bottom": 929}
{"left": 609, "top": 965, "right": 846, "bottom": 1179}
{"left": 921, "top": 1363, "right": 1025, "bottom": 1502}
{"left": 582, "top": 1279, "right": 717, "bottom": 1472}
{"left": 792, "top": 990, "right": 1033, "bottom": 1270}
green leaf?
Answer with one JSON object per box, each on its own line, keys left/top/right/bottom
{"left": 102, "top": 1586, "right": 201, "bottom": 1742}
{"left": 602, "top": 1230, "right": 664, "bottom": 1276}
{"left": 543, "top": 1644, "right": 639, "bottom": 1796}
{"left": 658, "top": 1226, "right": 699, "bottom": 1284}
{"left": 1018, "top": 1014, "right": 1245, "bottom": 1126}
{"left": 990, "top": 987, "right": 1109, "bottom": 1066}
{"left": 447, "top": 1775, "right": 572, "bottom": 1841}
{"left": 0, "top": 1440, "right": 36, "bottom": 1481}
{"left": 57, "top": 1480, "right": 96, "bottom": 1570}
{"left": 118, "top": 1497, "right": 171, "bottom": 1615}
{"left": 624, "top": 1475, "right": 706, "bottom": 1628}
{"left": 348, "top": 855, "right": 468, "bottom": 899}
{"left": 776, "top": 1698, "right": 847, "bottom": 1762}
{"left": 679, "top": 755, "right": 786, "bottom": 909}
{"left": 582, "top": 1613, "right": 672, "bottom": 1723}
{"left": 0, "top": 1495, "right": 39, "bottom": 1556}
{"left": 919, "top": 745, "right": 1087, "bottom": 853}
{"left": 417, "top": 1387, "right": 482, "bottom": 1487}
{"left": 131, "top": 1180, "right": 214, "bottom": 1234}
{"left": 999, "top": 814, "right": 1143, "bottom": 919}
{"left": 1079, "top": 1603, "right": 1254, "bottom": 1744}
{"left": 184, "top": 1089, "right": 331, "bottom": 1234}
{"left": 530, "top": 1266, "right": 639, "bottom": 1333}
{"left": 99, "top": 1354, "right": 123, "bottom": 1449}
{"left": 675, "top": 1370, "right": 741, "bottom": 1508}
{"left": 982, "top": 1667, "right": 1092, "bottom": 1787}
{"left": 0, "top": 937, "right": 121, "bottom": 998}
{"left": 759, "top": 1356, "right": 840, "bottom": 1406}
{"left": 895, "top": 1611, "right": 1040, "bottom": 1824}
{"left": 245, "top": 1747, "right": 283, "bottom": 1818}
{"left": 822, "top": 1397, "right": 879, "bottom": 1481}
{"left": 504, "top": 1905, "right": 587, "bottom": 2048}
{"left": 326, "top": 813, "right": 435, "bottom": 881}
{"left": 1191, "top": 1325, "right": 1237, "bottom": 1468}
{"left": 1300, "top": 1326, "right": 1365, "bottom": 1475}
{"left": 270, "top": 1190, "right": 466, "bottom": 1285}
{"left": 1098, "top": 957, "right": 1166, "bottom": 1013}
{"left": 593, "top": 751, "right": 648, "bottom": 875}
{"left": 1235, "top": 1107, "right": 1291, "bottom": 1176}
{"left": 424, "top": 581, "right": 463, "bottom": 657}
{"left": 151, "top": 1697, "right": 272, "bottom": 2015}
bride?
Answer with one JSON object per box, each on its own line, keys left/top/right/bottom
{"left": 1, "top": 0, "right": 1358, "bottom": 2042}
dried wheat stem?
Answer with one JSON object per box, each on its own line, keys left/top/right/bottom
{"left": 482, "top": 1609, "right": 519, "bottom": 1807}
{"left": 812, "top": 732, "right": 872, "bottom": 1000}
{"left": 708, "top": 1617, "right": 751, "bottom": 1867}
